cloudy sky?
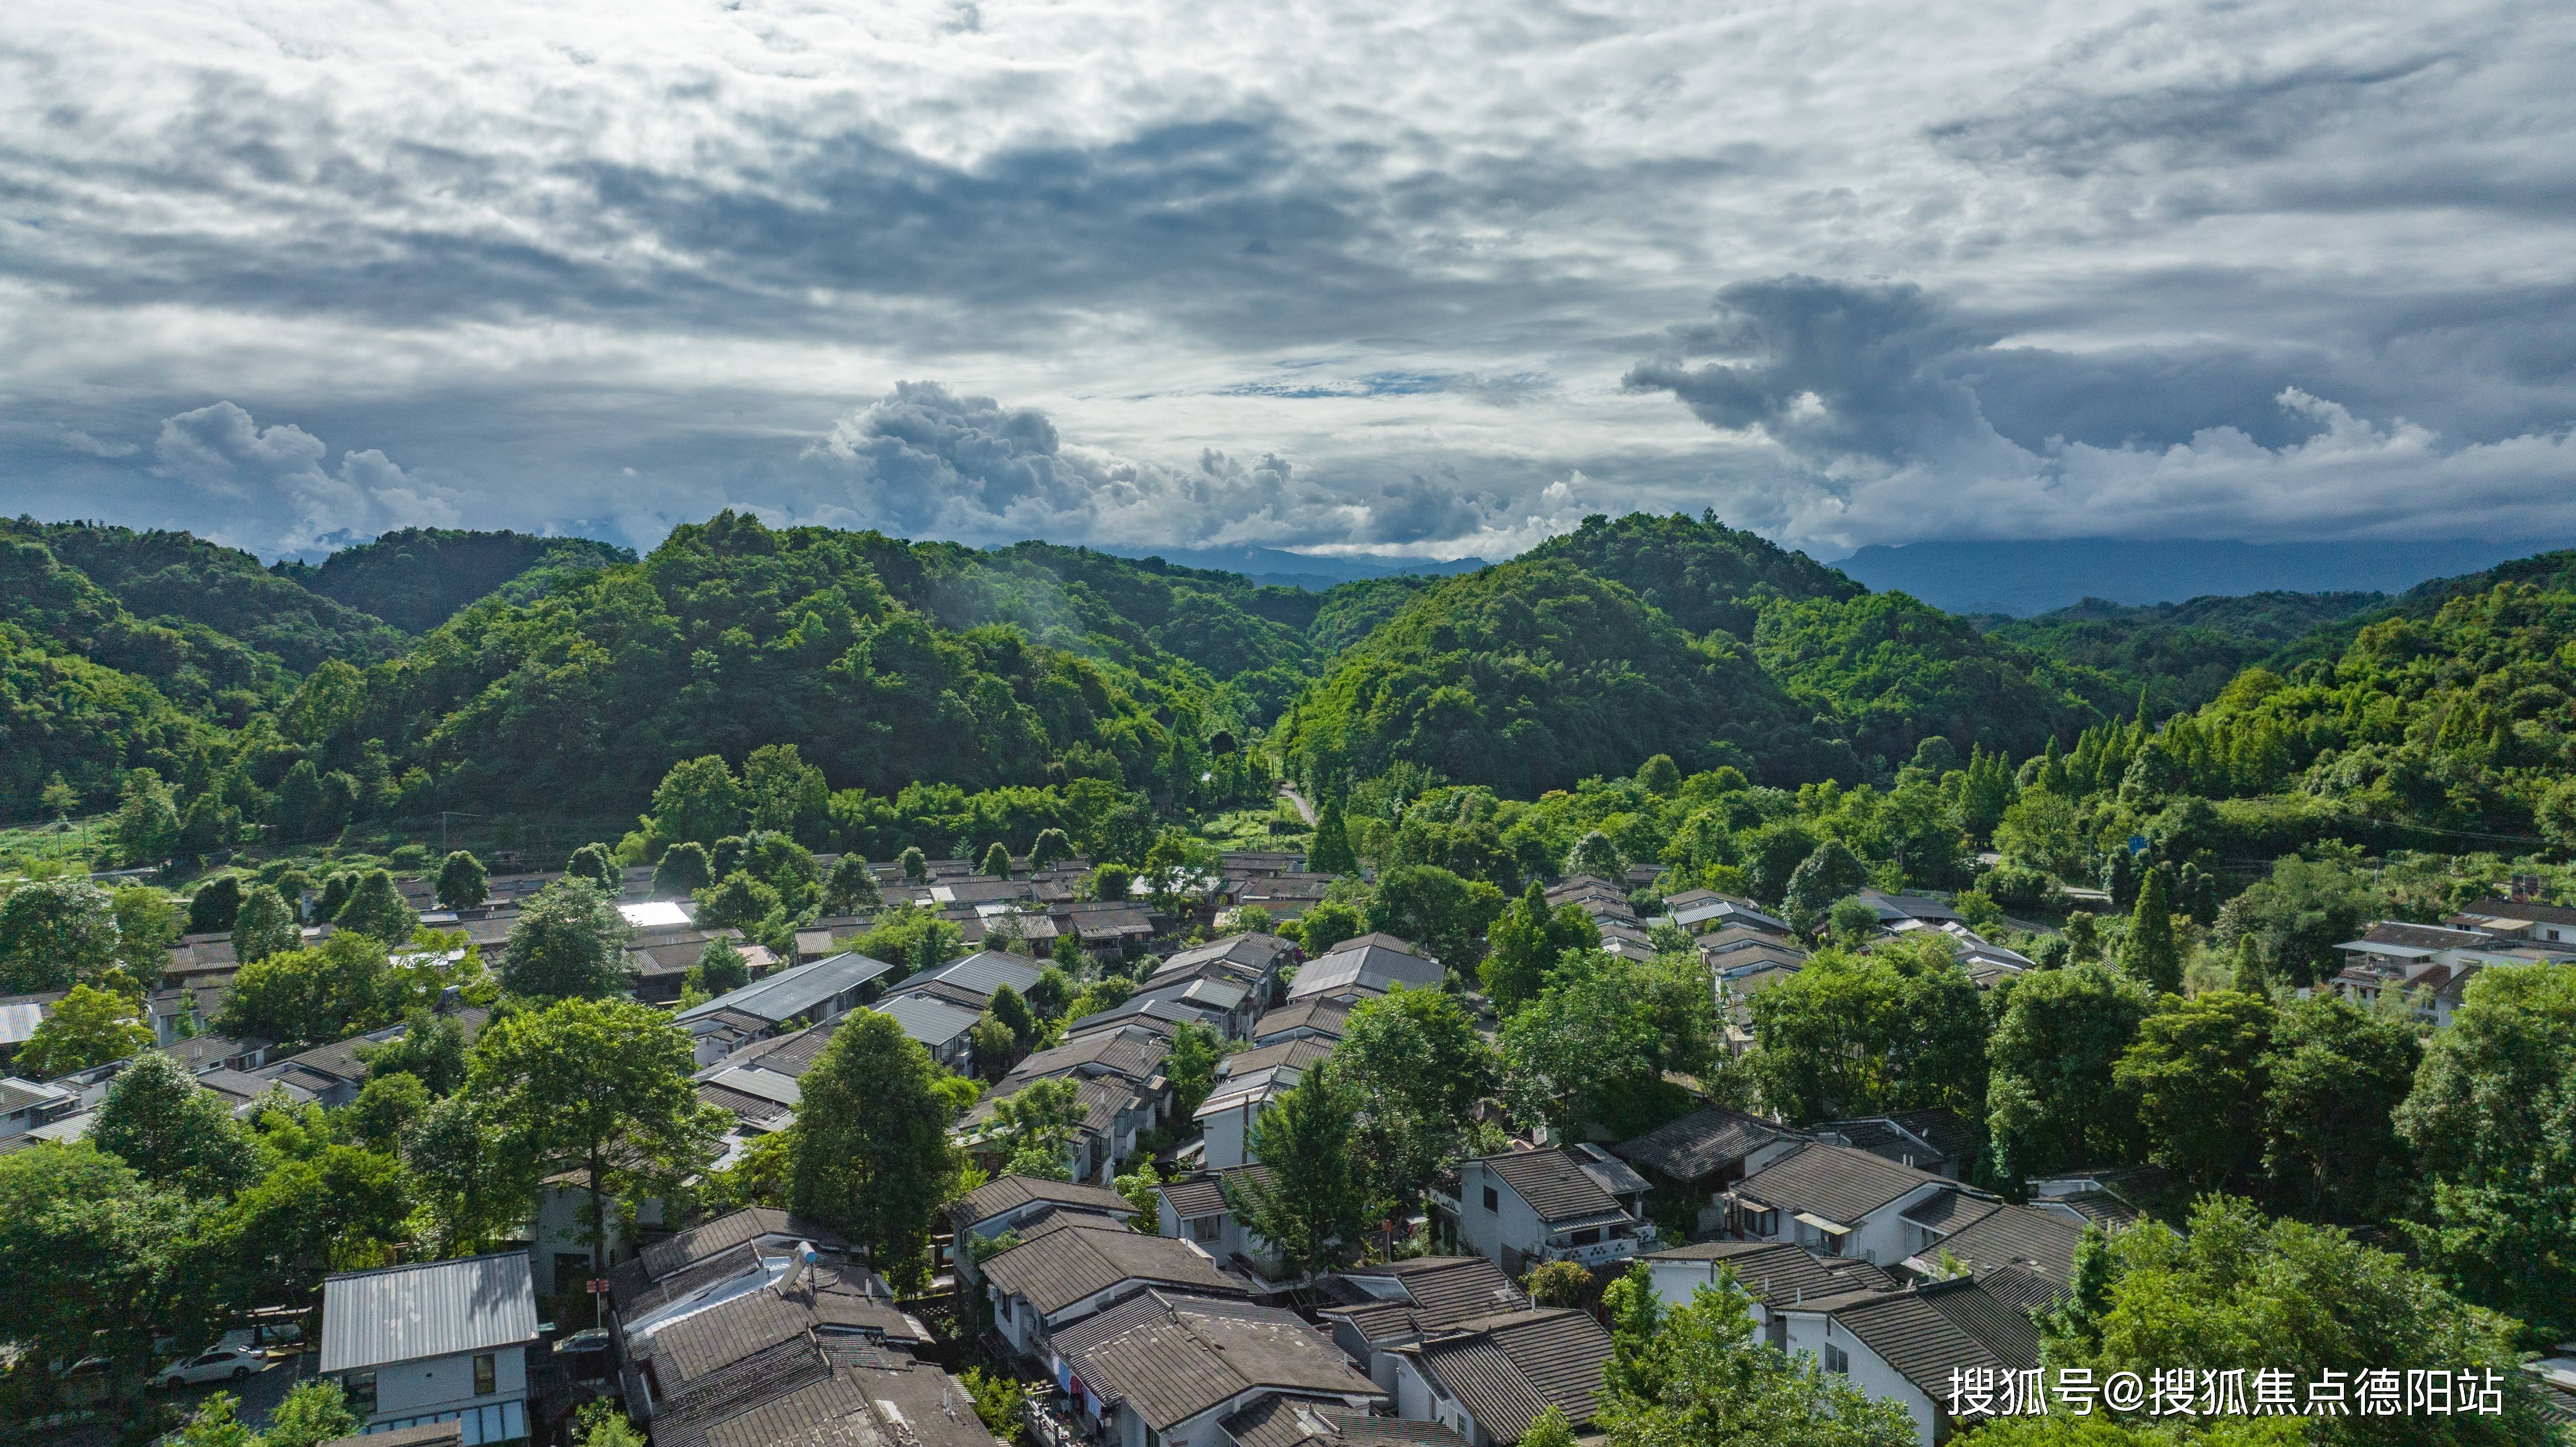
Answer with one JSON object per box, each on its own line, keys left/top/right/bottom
{"left": 4, "top": 0, "right": 2572, "bottom": 561}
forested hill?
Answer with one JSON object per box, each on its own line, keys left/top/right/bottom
{"left": 275, "top": 527, "right": 635, "bottom": 633}
{"left": 1986, "top": 591, "right": 2388, "bottom": 717}
{"left": 6, "top": 509, "right": 2573, "bottom": 860}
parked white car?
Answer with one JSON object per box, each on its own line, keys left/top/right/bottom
{"left": 157, "top": 1343, "right": 267, "bottom": 1387}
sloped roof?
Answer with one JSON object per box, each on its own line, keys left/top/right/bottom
{"left": 649, "top": 1265, "right": 910, "bottom": 1387}
{"left": 1002, "top": 1028, "right": 1166, "bottom": 1088}
{"left": 1405, "top": 1309, "right": 1612, "bottom": 1442}
{"left": 1222, "top": 1037, "right": 1337, "bottom": 1078}
{"left": 1157, "top": 1165, "right": 1273, "bottom": 1220}
{"left": 1642, "top": 1240, "right": 1896, "bottom": 1304}
{"left": 978, "top": 1226, "right": 1247, "bottom": 1316}
{"left": 908, "top": 951, "right": 1047, "bottom": 1001}
{"left": 1252, "top": 999, "right": 1351, "bottom": 1043}
{"left": 1482, "top": 1149, "right": 1627, "bottom": 1224}
{"left": 1054, "top": 1290, "right": 1380, "bottom": 1430}
{"left": 1288, "top": 945, "right": 1441, "bottom": 1000}
{"left": 321, "top": 1251, "right": 538, "bottom": 1373}
{"left": 1222, "top": 1401, "right": 1472, "bottom": 1447}
{"left": 1321, "top": 1257, "right": 1524, "bottom": 1336}
{"left": 1815, "top": 1289, "right": 2011, "bottom": 1398}
{"left": 677, "top": 952, "right": 897, "bottom": 1026}
{"left": 1733, "top": 1142, "right": 1945, "bottom": 1227}
{"left": 1926, "top": 1202, "right": 2083, "bottom": 1285}
{"left": 952, "top": 1174, "right": 1136, "bottom": 1229}
{"left": 876, "top": 994, "right": 981, "bottom": 1049}
{"left": 1613, "top": 1107, "right": 1797, "bottom": 1182}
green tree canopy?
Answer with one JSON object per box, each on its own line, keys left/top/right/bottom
{"left": 467, "top": 996, "right": 727, "bottom": 1273}
{"left": 1746, "top": 936, "right": 1988, "bottom": 1124}
{"left": 230, "top": 884, "right": 301, "bottom": 966}
{"left": 0, "top": 1143, "right": 182, "bottom": 1388}
{"left": 333, "top": 869, "right": 418, "bottom": 944}
{"left": 1480, "top": 881, "right": 1602, "bottom": 1017}
{"left": 0, "top": 876, "right": 121, "bottom": 993}
{"left": 500, "top": 877, "right": 632, "bottom": 1000}
{"left": 1333, "top": 986, "right": 1498, "bottom": 1214}
{"left": 792, "top": 1010, "right": 958, "bottom": 1290}
{"left": 2114, "top": 990, "right": 2275, "bottom": 1196}
{"left": 436, "top": 850, "right": 491, "bottom": 909}
{"left": 216, "top": 931, "right": 396, "bottom": 1051}
{"left": 1229, "top": 1059, "right": 1372, "bottom": 1282}
{"left": 1985, "top": 963, "right": 2151, "bottom": 1186}
{"left": 1597, "top": 1270, "right": 1916, "bottom": 1447}
{"left": 90, "top": 1049, "right": 259, "bottom": 1197}
{"left": 17, "top": 981, "right": 153, "bottom": 1077}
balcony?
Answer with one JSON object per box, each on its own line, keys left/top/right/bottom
{"left": 1541, "top": 1223, "right": 1656, "bottom": 1266}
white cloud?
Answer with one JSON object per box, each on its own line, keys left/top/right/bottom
{"left": 149, "top": 402, "right": 458, "bottom": 554}
{"left": 0, "top": 0, "right": 2569, "bottom": 556}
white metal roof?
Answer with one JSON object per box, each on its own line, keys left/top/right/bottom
{"left": 320, "top": 1251, "right": 539, "bottom": 1374}
{"left": 673, "top": 951, "right": 897, "bottom": 1026}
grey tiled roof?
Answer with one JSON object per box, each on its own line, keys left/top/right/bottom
{"left": 952, "top": 1174, "right": 1135, "bottom": 1230}
{"left": 1643, "top": 1240, "right": 1895, "bottom": 1304}
{"left": 1157, "top": 1165, "right": 1272, "bottom": 1220}
{"left": 1818, "top": 1289, "right": 2011, "bottom": 1398}
{"left": 1482, "top": 1149, "right": 1626, "bottom": 1224}
{"left": 1224, "top": 1402, "right": 1470, "bottom": 1447}
{"left": 320, "top": 1250, "right": 538, "bottom": 1373}
{"left": 1405, "top": 1308, "right": 1613, "bottom": 1442}
{"left": 1613, "top": 1107, "right": 1799, "bottom": 1182}
{"left": 676, "top": 952, "right": 897, "bottom": 1025}
{"left": 1732, "top": 1142, "right": 1945, "bottom": 1227}
{"left": 978, "top": 1225, "right": 1247, "bottom": 1317}
{"left": 876, "top": 994, "right": 981, "bottom": 1049}
{"left": 1320, "top": 1257, "right": 1524, "bottom": 1336}
{"left": 1251, "top": 999, "right": 1351, "bottom": 1043}
{"left": 1053, "top": 1290, "right": 1380, "bottom": 1430}
{"left": 1925, "top": 1202, "right": 2083, "bottom": 1285}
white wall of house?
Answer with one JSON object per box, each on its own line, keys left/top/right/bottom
{"left": 345, "top": 1346, "right": 529, "bottom": 1435}
{"left": 1198, "top": 1099, "right": 1257, "bottom": 1171}
{"left": 1455, "top": 1161, "right": 1549, "bottom": 1274}
{"left": 1776, "top": 1310, "right": 1937, "bottom": 1447}
{"left": 1392, "top": 1353, "right": 1486, "bottom": 1447}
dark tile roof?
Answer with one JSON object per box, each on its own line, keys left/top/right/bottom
{"left": 322, "top": 1423, "right": 462, "bottom": 1447}
{"left": 1224, "top": 1403, "right": 1471, "bottom": 1447}
{"left": 1816, "top": 1289, "right": 2012, "bottom": 1398}
{"left": 610, "top": 1209, "right": 849, "bottom": 1315}
{"left": 978, "top": 1225, "right": 1247, "bottom": 1317}
{"left": 1482, "top": 1149, "right": 1627, "bottom": 1224}
{"left": 1319, "top": 1257, "right": 1524, "bottom": 1339}
{"left": 2046, "top": 1190, "right": 2143, "bottom": 1230}
{"left": 1732, "top": 1142, "right": 1945, "bottom": 1227}
{"left": 648, "top": 1335, "right": 993, "bottom": 1447}
{"left": 1224, "top": 1038, "right": 1337, "bottom": 1077}
{"left": 1053, "top": 1290, "right": 1380, "bottom": 1431}
{"left": 909, "top": 951, "right": 1047, "bottom": 1000}
{"left": 1927, "top": 1202, "right": 2083, "bottom": 1285}
{"left": 650, "top": 1265, "right": 905, "bottom": 1388}
{"left": 1407, "top": 1309, "right": 1613, "bottom": 1442}
{"left": 1881, "top": 1109, "right": 1979, "bottom": 1164}
{"left": 1899, "top": 1188, "right": 1999, "bottom": 1234}
{"left": 1643, "top": 1240, "right": 1896, "bottom": 1304}
{"left": 1002, "top": 1028, "right": 1167, "bottom": 1088}
{"left": 2457, "top": 896, "right": 2576, "bottom": 927}
{"left": 1158, "top": 1166, "right": 1272, "bottom": 1220}
{"left": 1288, "top": 945, "right": 1442, "bottom": 1000}
{"left": 1612, "top": 1107, "right": 1798, "bottom": 1183}
{"left": 952, "top": 1174, "right": 1136, "bottom": 1229}
{"left": 1252, "top": 999, "right": 1351, "bottom": 1043}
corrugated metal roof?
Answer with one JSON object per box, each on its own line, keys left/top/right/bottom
{"left": 321, "top": 1251, "right": 538, "bottom": 1373}
{"left": 876, "top": 994, "right": 980, "bottom": 1049}
{"left": 677, "top": 953, "right": 897, "bottom": 1026}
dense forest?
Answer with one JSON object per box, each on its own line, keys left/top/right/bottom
{"left": 6, "top": 508, "right": 2573, "bottom": 869}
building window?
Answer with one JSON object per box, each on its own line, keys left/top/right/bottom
{"left": 1765, "top": 1315, "right": 1787, "bottom": 1352}
{"left": 1824, "top": 1343, "right": 1849, "bottom": 1375}
{"left": 1481, "top": 1186, "right": 1499, "bottom": 1212}
{"left": 1192, "top": 1215, "right": 1223, "bottom": 1244}
{"left": 346, "top": 1373, "right": 377, "bottom": 1417}
{"left": 473, "top": 1353, "right": 496, "bottom": 1398}
{"left": 1569, "top": 1228, "right": 1601, "bottom": 1246}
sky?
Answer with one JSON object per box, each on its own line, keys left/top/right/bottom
{"left": 3, "top": 0, "right": 2572, "bottom": 563}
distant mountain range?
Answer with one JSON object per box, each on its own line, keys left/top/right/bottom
{"left": 1834, "top": 537, "right": 2576, "bottom": 617}
{"left": 1091, "top": 543, "right": 1488, "bottom": 590}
